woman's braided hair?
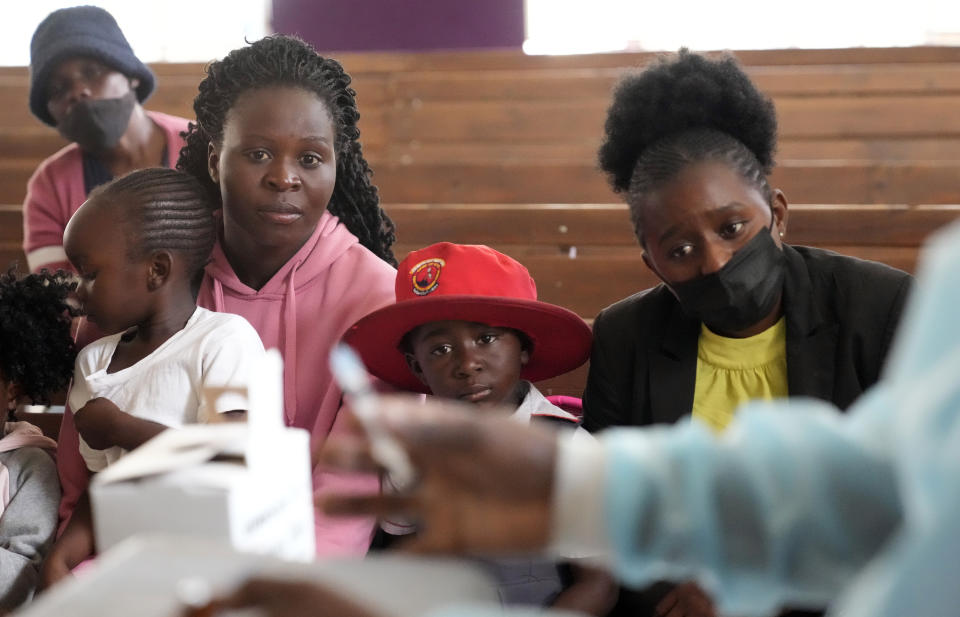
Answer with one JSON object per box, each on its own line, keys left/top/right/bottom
{"left": 177, "top": 35, "right": 396, "bottom": 265}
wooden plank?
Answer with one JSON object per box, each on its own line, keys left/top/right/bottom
{"left": 371, "top": 161, "right": 960, "bottom": 205}
{"left": 8, "top": 201, "right": 955, "bottom": 248}
{"left": 390, "top": 64, "right": 960, "bottom": 102}
{"left": 381, "top": 136, "right": 960, "bottom": 166}
{"left": 0, "top": 202, "right": 947, "bottom": 318}
{"left": 387, "top": 95, "right": 960, "bottom": 144}
{"left": 385, "top": 203, "right": 960, "bottom": 248}
{"left": 4, "top": 158, "right": 960, "bottom": 206}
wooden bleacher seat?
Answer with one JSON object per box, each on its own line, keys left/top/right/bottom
{"left": 5, "top": 46, "right": 960, "bottom": 395}
{"left": 16, "top": 411, "right": 62, "bottom": 442}
{"left": 4, "top": 47, "right": 960, "bottom": 206}
{"left": 4, "top": 202, "right": 958, "bottom": 397}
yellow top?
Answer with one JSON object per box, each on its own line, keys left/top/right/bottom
{"left": 691, "top": 317, "right": 788, "bottom": 432}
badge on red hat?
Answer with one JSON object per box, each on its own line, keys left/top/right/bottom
{"left": 411, "top": 258, "right": 445, "bottom": 296}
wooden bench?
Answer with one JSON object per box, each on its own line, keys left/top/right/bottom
{"left": 4, "top": 201, "right": 958, "bottom": 395}
{"left": 5, "top": 201, "right": 957, "bottom": 316}
{"left": 5, "top": 48, "right": 960, "bottom": 206}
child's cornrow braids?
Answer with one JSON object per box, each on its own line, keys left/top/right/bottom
{"left": 0, "top": 268, "right": 77, "bottom": 404}
{"left": 598, "top": 50, "right": 778, "bottom": 233}
{"left": 177, "top": 35, "right": 397, "bottom": 266}
{"left": 88, "top": 168, "right": 216, "bottom": 290}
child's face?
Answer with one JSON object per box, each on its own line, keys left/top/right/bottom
{"left": 208, "top": 86, "right": 337, "bottom": 258}
{"left": 405, "top": 320, "right": 530, "bottom": 410}
{"left": 64, "top": 199, "right": 152, "bottom": 334}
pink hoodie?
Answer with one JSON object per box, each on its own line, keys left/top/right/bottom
{"left": 0, "top": 422, "right": 57, "bottom": 516}
{"left": 199, "top": 211, "right": 396, "bottom": 556}
{"left": 55, "top": 211, "right": 396, "bottom": 556}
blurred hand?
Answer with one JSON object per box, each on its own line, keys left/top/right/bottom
{"left": 320, "top": 394, "right": 558, "bottom": 554}
{"left": 73, "top": 397, "right": 123, "bottom": 450}
{"left": 39, "top": 554, "right": 72, "bottom": 591}
{"left": 200, "top": 578, "right": 383, "bottom": 617}
{"left": 655, "top": 581, "right": 719, "bottom": 617}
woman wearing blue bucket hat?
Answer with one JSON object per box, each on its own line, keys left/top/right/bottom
{"left": 22, "top": 5, "right": 190, "bottom": 274}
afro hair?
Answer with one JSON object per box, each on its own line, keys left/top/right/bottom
{"left": 599, "top": 49, "right": 778, "bottom": 194}
{"left": 0, "top": 269, "right": 78, "bottom": 404}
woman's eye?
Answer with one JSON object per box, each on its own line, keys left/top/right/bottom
{"left": 478, "top": 333, "right": 498, "bottom": 344}
{"left": 299, "top": 153, "right": 321, "bottom": 167}
{"left": 668, "top": 244, "right": 694, "bottom": 259}
{"left": 247, "top": 150, "right": 270, "bottom": 162}
{"left": 720, "top": 221, "right": 746, "bottom": 238}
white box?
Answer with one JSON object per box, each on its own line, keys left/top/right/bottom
{"left": 90, "top": 422, "right": 316, "bottom": 562}
{"left": 90, "top": 349, "right": 316, "bottom": 561}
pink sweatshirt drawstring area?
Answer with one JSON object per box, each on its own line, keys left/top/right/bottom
{"left": 55, "top": 211, "right": 396, "bottom": 557}
{"left": 200, "top": 211, "right": 396, "bottom": 556}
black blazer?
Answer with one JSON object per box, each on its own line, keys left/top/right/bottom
{"left": 585, "top": 245, "right": 912, "bottom": 617}
{"left": 583, "top": 244, "right": 913, "bottom": 431}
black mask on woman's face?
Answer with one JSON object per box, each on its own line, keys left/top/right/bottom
{"left": 56, "top": 92, "right": 136, "bottom": 153}
{"left": 666, "top": 223, "right": 785, "bottom": 334}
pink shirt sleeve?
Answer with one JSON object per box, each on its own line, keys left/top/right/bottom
{"left": 23, "top": 148, "right": 84, "bottom": 273}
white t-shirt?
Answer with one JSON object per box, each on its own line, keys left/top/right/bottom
{"left": 69, "top": 307, "right": 266, "bottom": 472}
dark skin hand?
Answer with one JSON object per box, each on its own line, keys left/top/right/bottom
{"left": 655, "top": 581, "right": 719, "bottom": 617}
{"left": 73, "top": 397, "right": 246, "bottom": 451}
{"left": 552, "top": 563, "right": 619, "bottom": 616}
{"left": 320, "top": 395, "right": 558, "bottom": 555}
{"left": 40, "top": 492, "right": 95, "bottom": 590}
{"left": 191, "top": 578, "right": 384, "bottom": 617}
{"left": 73, "top": 397, "right": 167, "bottom": 450}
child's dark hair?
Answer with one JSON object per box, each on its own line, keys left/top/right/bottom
{"left": 598, "top": 50, "right": 778, "bottom": 235}
{"left": 177, "top": 35, "right": 397, "bottom": 266}
{"left": 88, "top": 168, "right": 216, "bottom": 295}
{"left": 0, "top": 268, "right": 77, "bottom": 404}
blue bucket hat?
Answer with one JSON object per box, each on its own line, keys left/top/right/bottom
{"left": 29, "top": 5, "right": 155, "bottom": 126}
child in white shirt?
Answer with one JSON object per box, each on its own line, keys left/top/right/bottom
{"left": 43, "top": 167, "right": 265, "bottom": 586}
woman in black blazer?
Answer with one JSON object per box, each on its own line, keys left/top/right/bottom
{"left": 582, "top": 51, "right": 912, "bottom": 617}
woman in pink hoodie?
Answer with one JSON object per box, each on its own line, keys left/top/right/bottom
{"left": 55, "top": 36, "right": 398, "bottom": 557}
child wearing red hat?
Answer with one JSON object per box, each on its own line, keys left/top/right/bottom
{"left": 345, "top": 243, "right": 615, "bottom": 614}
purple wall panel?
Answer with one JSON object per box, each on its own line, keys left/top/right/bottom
{"left": 272, "top": 0, "right": 525, "bottom": 52}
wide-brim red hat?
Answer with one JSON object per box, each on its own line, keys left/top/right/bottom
{"left": 343, "top": 243, "right": 592, "bottom": 393}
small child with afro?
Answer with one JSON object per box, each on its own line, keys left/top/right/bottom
{"left": 0, "top": 268, "right": 76, "bottom": 609}
{"left": 344, "top": 242, "right": 616, "bottom": 614}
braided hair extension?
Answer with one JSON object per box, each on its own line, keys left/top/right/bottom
{"left": 598, "top": 50, "right": 778, "bottom": 236}
{"left": 88, "top": 167, "right": 216, "bottom": 295}
{"left": 0, "top": 268, "right": 77, "bottom": 404}
{"left": 177, "top": 35, "right": 397, "bottom": 265}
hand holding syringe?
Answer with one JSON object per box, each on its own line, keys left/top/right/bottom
{"left": 329, "top": 344, "right": 417, "bottom": 488}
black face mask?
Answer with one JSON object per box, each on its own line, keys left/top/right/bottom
{"left": 56, "top": 92, "right": 136, "bottom": 153}
{"left": 666, "top": 224, "right": 785, "bottom": 334}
